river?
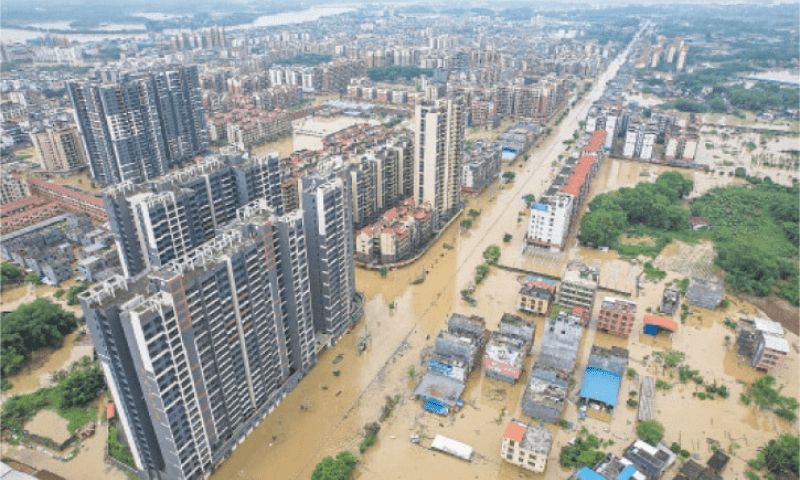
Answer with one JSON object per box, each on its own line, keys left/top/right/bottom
{"left": 0, "top": 6, "right": 356, "bottom": 44}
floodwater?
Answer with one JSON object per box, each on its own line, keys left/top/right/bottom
{"left": 214, "top": 39, "right": 798, "bottom": 479}
{"left": 1, "top": 414, "right": 128, "bottom": 480}
{"left": 212, "top": 35, "right": 642, "bottom": 480}
{"left": 1, "top": 331, "right": 79, "bottom": 399}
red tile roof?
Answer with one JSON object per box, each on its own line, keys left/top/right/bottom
{"left": 0, "top": 195, "right": 48, "bottom": 217}
{"left": 503, "top": 421, "right": 526, "bottom": 443}
{"left": 584, "top": 129, "right": 607, "bottom": 152}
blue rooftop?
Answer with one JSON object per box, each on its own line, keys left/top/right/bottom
{"left": 618, "top": 464, "right": 637, "bottom": 480}
{"left": 526, "top": 275, "right": 557, "bottom": 286}
{"left": 576, "top": 467, "right": 607, "bottom": 480}
{"left": 579, "top": 367, "right": 622, "bottom": 408}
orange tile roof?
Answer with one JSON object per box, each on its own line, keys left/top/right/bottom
{"left": 584, "top": 129, "right": 607, "bottom": 152}
{"left": 503, "top": 421, "right": 526, "bottom": 443}
{"left": 643, "top": 315, "right": 678, "bottom": 332}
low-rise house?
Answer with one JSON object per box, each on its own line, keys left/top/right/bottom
{"left": 685, "top": 277, "right": 724, "bottom": 310}
{"left": 623, "top": 440, "right": 676, "bottom": 480}
{"left": 737, "top": 317, "right": 790, "bottom": 372}
{"left": 501, "top": 419, "right": 553, "bottom": 473}
{"left": 578, "top": 346, "right": 628, "bottom": 414}
{"left": 659, "top": 288, "right": 680, "bottom": 315}
{"left": 517, "top": 276, "right": 557, "bottom": 315}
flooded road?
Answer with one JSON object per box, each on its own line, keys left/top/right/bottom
{"left": 212, "top": 31, "right": 648, "bottom": 480}
{"left": 213, "top": 26, "right": 798, "bottom": 480}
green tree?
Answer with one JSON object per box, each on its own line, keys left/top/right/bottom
{"left": 0, "top": 262, "right": 24, "bottom": 285}
{"left": 579, "top": 208, "right": 627, "bottom": 246}
{"left": 636, "top": 420, "right": 665, "bottom": 446}
{"left": 1, "top": 299, "right": 78, "bottom": 375}
{"left": 311, "top": 451, "right": 358, "bottom": 480}
{"left": 25, "top": 273, "right": 42, "bottom": 285}
{"left": 758, "top": 434, "right": 799, "bottom": 476}
{"left": 482, "top": 245, "right": 501, "bottom": 264}
{"left": 60, "top": 367, "right": 105, "bottom": 408}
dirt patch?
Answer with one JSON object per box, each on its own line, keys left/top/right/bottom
{"left": 739, "top": 293, "right": 799, "bottom": 335}
{"left": 652, "top": 240, "right": 717, "bottom": 280}
{"left": 26, "top": 410, "right": 71, "bottom": 445}
{"left": 618, "top": 235, "right": 656, "bottom": 246}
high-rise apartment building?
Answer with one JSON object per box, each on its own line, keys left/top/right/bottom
{"left": 79, "top": 206, "right": 316, "bottom": 480}
{"left": 104, "top": 152, "right": 283, "bottom": 277}
{"left": 31, "top": 124, "right": 87, "bottom": 173}
{"left": 68, "top": 65, "right": 208, "bottom": 185}
{"left": 301, "top": 172, "right": 357, "bottom": 344}
{"left": 414, "top": 97, "right": 465, "bottom": 227}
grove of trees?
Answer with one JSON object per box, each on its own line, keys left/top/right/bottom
{"left": 579, "top": 171, "right": 694, "bottom": 247}
{"left": 580, "top": 173, "right": 799, "bottom": 306}
{"left": 311, "top": 451, "right": 358, "bottom": 480}
{"left": 0, "top": 299, "right": 78, "bottom": 376}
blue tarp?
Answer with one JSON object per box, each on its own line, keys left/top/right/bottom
{"left": 579, "top": 367, "right": 622, "bottom": 408}
{"left": 644, "top": 324, "right": 660, "bottom": 336}
{"left": 617, "top": 464, "right": 637, "bottom": 480}
{"left": 576, "top": 467, "right": 607, "bottom": 480}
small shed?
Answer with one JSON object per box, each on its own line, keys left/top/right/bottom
{"left": 430, "top": 435, "right": 473, "bottom": 461}
{"left": 706, "top": 450, "right": 729, "bottom": 474}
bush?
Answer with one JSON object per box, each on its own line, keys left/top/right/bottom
{"left": 627, "top": 368, "right": 637, "bottom": 378}
{"left": 1, "top": 377, "right": 11, "bottom": 392}
{"left": 359, "top": 433, "right": 376, "bottom": 453}
{"left": 108, "top": 422, "right": 135, "bottom": 469}
{"left": 25, "top": 273, "right": 42, "bottom": 285}
{"left": 0, "top": 262, "right": 24, "bottom": 285}
{"left": 681, "top": 450, "right": 691, "bottom": 458}
{"left": 656, "top": 380, "right": 673, "bottom": 390}
{"left": 559, "top": 419, "right": 570, "bottom": 429}
{"left": 636, "top": 420, "right": 665, "bottom": 446}
{"left": 627, "top": 399, "right": 638, "bottom": 407}
{"left": 312, "top": 451, "right": 358, "bottom": 480}
{"left": 671, "top": 442, "right": 682, "bottom": 453}
{"left": 54, "top": 289, "right": 65, "bottom": 298}
{"left": 741, "top": 393, "right": 752, "bottom": 405}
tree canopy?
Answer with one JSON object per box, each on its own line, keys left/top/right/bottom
{"left": 636, "top": 420, "right": 665, "bottom": 446}
{"left": 1, "top": 262, "right": 24, "bottom": 285}
{"left": 1, "top": 299, "right": 78, "bottom": 376}
{"left": 311, "top": 451, "right": 358, "bottom": 480}
{"left": 579, "top": 171, "right": 693, "bottom": 246}
{"left": 753, "top": 434, "right": 799, "bottom": 477}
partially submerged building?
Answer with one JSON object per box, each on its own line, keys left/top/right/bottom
{"left": 501, "top": 419, "right": 554, "bottom": 473}
{"left": 685, "top": 277, "right": 724, "bottom": 310}
{"left": 483, "top": 314, "right": 535, "bottom": 384}
{"left": 558, "top": 262, "right": 600, "bottom": 312}
{"left": 659, "top": 288, "right": 680, "bottom": 315}
{"left": 517, "top": 276, "right": 557, "bottom": 315}
{"left": 642, "top": 315, "right": 678, "bottom": 337}
{"left": 597, "top": 297, "right": 637, "bottom": 337}
{"left": 623, "top": 440, "right": 677, "bottom": 480}
{"left": 578, "top": 346, "right": 628, "bottom": 413}
{"left": 521, "top": 313, "right": 583, "bottom": 423}
{"left": 414, "top": 313, "right": 486, "bottom": 414}
{"left": 736, "top": 317, "right": 790, "bottom": 372}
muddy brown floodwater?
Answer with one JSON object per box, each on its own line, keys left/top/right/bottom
{"left": 213, "top": 39, "right": 798, "bottom": 480}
